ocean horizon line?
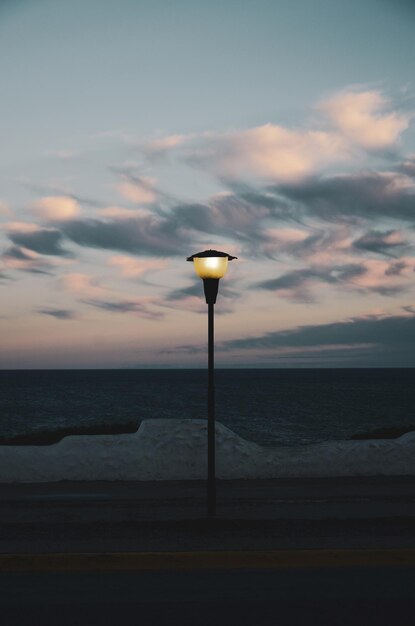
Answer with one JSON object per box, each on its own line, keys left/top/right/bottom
{"left": 1, "top": 366, "right": 415, "bottom": 372}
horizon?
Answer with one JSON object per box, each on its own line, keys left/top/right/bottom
{"left": 1, "top": 365, "right": 414, "bottom": 371}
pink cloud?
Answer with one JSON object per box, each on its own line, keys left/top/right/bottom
{"left": 261, "top": 227, "right": 310, "bottom": 257}
{"left": 108, "top": 255, "right": 167, "bottom": 277}
{"left": 61, "top": 273, "right": 106, "bottom": 298}
{"left": 153, "top": 89, "right": 411, "bottom": 184}
{"left": 127, "top": 89, "right": 412, "bottom": 191}
{"left": 32, "top": 196, "right": 81, "bottom": 221}
{"left": 2, "top": 243, "right": 72, "bottom": 273}
{"left": 117, "top": 176, "right": 157, "bottom": 204}
{"left": 268, "top": 228, "right": 310, "bottom": 243}
{"left": 381, "top": 231, "right": 406, "bottom": 245}
{"left": 350, "top": 258, "right": 415, "bottom": 291}
{"left": 60, "top": 271, "right": 163, "bottom": 319}
{"left": 263, "top": 225, "right": 354, "bottom": 263}
{"left": 2, "top": 246, "right": 50, "bottom": 273}
{"left": 306, "top": 230, "right": 354, "bottom": 265}
{"left": 320, "top": 89, "right": 410, "bottom": 150}
{"left": 4, "top": 222, "right": 41, "bottom": 233}
{"left": 143, "top": 134, "right": 186, "bottom": 157}
{"left": 98, "top": 206, "right": 151, "bottom": 219}
{"left": 191, "top": 124, "right": 348, "bottom": 183}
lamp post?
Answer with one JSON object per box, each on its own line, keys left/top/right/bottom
{"left": 187, "top": 249, "right": 237, "bottom": 517}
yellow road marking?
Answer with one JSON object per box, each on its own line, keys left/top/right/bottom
{"left": 1, "top": 549, "right": 415, "bottom": 571}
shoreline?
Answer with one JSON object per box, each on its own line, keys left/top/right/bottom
{"left": 2, "top": 422, "right": 415, "bottom": 446}
{"left": 2, "top": 419, "right": 415, "bottom": 482}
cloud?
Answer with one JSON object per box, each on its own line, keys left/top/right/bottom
{"left": 37, "top": 308, "right": 77, "bottom": 320}
{"left": 170, "top": 310, "right": 415, "bottom": 365}
{"left": 277, "top": 171, "right": 415, "bottom": 224}
{"left": 4, "top": 222, "right": 40, "bottom": 233}
{"left": 97, "top": 206, "right": 151, "bottom": 219}
{"left": 185, "top": 124, "right": 348, "bottom": 183}
{"left": 166, "top": 282, "right": 205, "bottom": 301}
{"left": 21, "top": 180, "right": 103, "bottom": 208}
{"left": 219, "top": 311, "right": 415, "bottom": 366}
{"left": 166, "top": 279, "right": 237, "bottom": 302}
{"left": 352, "top": 229, "right": 407, "bottom": 256}
{"left": 137, "top": 89, "right": 410, "bottom": 186}
{"left": 4, "top": 187, "right": 289, "bottom": 263}
{"left": 3, "top": 246, "right": 34, "bottom": 261}
{"left": 261, "top": 225, "right": 354, "bottom": 262}
{"left": 399, "top": 156, "right": 415, "bottom": 177}
{"left": 18, "top": 169, "right": 412, "bottom": 272}
{"left": 260, "top": 227, "right": 309, "bottom": 258}
{"left": 266, "top": 227, "right": 310, "bottom": 244}
{"left": 162, "top": 278, "right": 238, "bottom": 315}
{"left": 108, "top": 255, "right": 167, "bottom": 278}
{"left": 60, "top": 273, "right": 106, "bottom": 298}
{"left": 320, "top": 89, "right": 410, "bottom": 150}
{"left": 384, "top": 260, "right": 409, "bottom": 276}
{"left": 256, "top": 264, "right": 365, "bottom": 301}
{"left": 256, "top": 257, "right": 415, "bottom": 301}
{"left": 61, "top": 214, "right": 186, "bottom": 256}
{"left": 173, "top": 200, "right": 263, "bottom": 241}
{"left": 8, "top": 169, "right": 414, "bottom": 288}
{"left": 2, "top": 246, "right": 54, "bottom": 274}
{"left": 83, "top": 298, "right": 163, "bottom": 320}
{"left": 347, "top": 258, "right": 415, "bottom": 294}
{"left": 158, "top": 281, "right": 207, "bottom": 314}
{"left": 116, "top": 175, "right": 157, "bottom": 204}
{"left": 170, "top": 189, "right": 290, "bottom": 251}
{"left": 7, "top": 226, "right": 69, "bottom": 256}
{"left": 60, "top": 272, "right": 164, "bottom": 319}
{"left": 32, "top": 196, "right": 81, "bottom": 222}
{"left": 143, "top": 134, "right": 186, "bottom": 159}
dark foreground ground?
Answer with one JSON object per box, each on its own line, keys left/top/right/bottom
{"left": 2, "top": 567, "right": 415, "bottom": 626}
{"left": 1, "top": 477, "right": 415, "bottom": 552}
{"left": 1, "top": 477, "right": 415, "bottom": 625}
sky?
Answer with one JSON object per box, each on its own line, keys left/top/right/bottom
{"left": 1, "top": 0, "right": 415, "bottom": 368}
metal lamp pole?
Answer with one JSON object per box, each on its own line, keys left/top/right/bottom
{"left": 187, "top": 250, "right": 237, "bottom": 517}
{"left": 204, "top": 280, "right": 219, "bottom": 517}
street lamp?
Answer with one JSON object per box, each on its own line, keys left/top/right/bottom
{"left": 187, "top": 249, "right": 237, "bottom": 516}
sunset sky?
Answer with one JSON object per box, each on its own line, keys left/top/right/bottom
{"left": 1, "top": 0, "right": 415, "bottom": 368}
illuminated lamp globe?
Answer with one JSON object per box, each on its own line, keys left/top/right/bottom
{"left": 186, "top": 249, "right": 237, "bottom": 279}
{"left": 187, "top": 249, "right": 237, "bottom": 304}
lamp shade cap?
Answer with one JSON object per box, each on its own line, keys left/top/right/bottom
{"left": 186, "top": 249, "right": 237, "bottom": 261}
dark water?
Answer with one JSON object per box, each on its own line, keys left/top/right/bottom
{"left": 0, "top": 369, "right": 414, "bottom": 446}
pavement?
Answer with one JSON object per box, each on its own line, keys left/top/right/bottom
{"left": 2, "top": 477, "right": 415, "bottom": 625}
{"left": 2, "top": 567, "right": 415, "bottom": 626}
{"left": 1, "top": 476, "right": 415, "bottom": 554}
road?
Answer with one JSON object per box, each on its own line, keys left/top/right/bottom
{"left": 1, "top": 567, "right": 415, "bottom": 625}
{"left": 2, "top": 478, "right": 415, "bottom": 624}
{"left": 1, "top": 477, "right": 415, "bottom": 552}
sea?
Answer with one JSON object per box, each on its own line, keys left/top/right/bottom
{"left": 0, "top": 368, "right": 415, "bottom": 446}
{"left": 1, "top": 368, "right": 414, "bottom": 447}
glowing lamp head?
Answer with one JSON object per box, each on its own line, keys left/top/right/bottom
{"left": 193, "top": 256, "right": 228, "bottom": 279}
{"left": 187, "top": 249, "right": 237, "bottom": 304}
{"left": 187, "top": 249, "right": 237, "bottom": 279}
